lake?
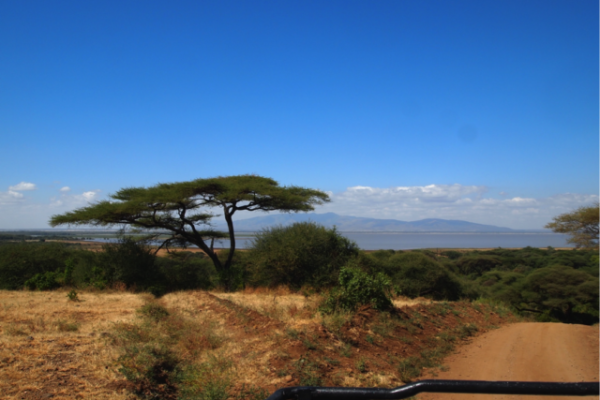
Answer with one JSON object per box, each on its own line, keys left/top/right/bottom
{"left": 204, "top": 232, "right": 574, "bottom": 251}
{"left": 86, "top": 232, "right": 573, "bottom": 250}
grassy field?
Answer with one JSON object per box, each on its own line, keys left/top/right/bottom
{"left": 0, "top": 288, "right": 514, "bottom": 400}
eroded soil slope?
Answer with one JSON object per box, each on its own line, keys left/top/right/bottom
{"left": 420, "top": 322, "right": 599, "bottom": 400}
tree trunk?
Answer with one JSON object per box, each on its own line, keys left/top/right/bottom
{"left": 222, "top": 206, "right": 237, "bottom": 291}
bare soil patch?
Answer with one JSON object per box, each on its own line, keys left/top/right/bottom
{"left": 419, "top": 322, "right": 599, "bottom": 400}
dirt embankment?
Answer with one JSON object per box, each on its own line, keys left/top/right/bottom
{"left": 420, "top": 322, "right": 599, "bottom": 400}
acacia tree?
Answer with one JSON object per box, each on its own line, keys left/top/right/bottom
{"left": 49, "top": 175, "right": 330, "bottom": 289}
{"left": 545, "top": 203, "right": 599, "bottom": 249}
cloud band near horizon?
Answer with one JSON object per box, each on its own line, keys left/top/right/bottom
{"left": 316, "top": 184, "right": 598, "bottom": 230}
{"left": 0, "top": 182, "right": 597, "bottom": 230}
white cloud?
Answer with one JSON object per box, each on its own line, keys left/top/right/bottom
{"left": 0, "top": 190, "right": 24, "bottom": 205}
{"left": 8, "top": 182, "right": 37, "bottom": 191}
{"left": 81, "top": 191, "right": 99, "bottom": 201}
{"left": 50, "top": 190, "right": 101, "bottom": 207}
{"left": 341, "top": 184, "right": 486, "bottom": 203}
{"left": 59, "top": 186, "right": 71, "bottom": 192}
{"left": 8, "top": 190, "right": 24, "bottom": 199}
{"left": 0, "top": 188, "right": 103, "bottom": 229}
{"left": 317, "top": 184, "right": 599, "bottom": 229}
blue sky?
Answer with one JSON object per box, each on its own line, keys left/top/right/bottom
{"left": 1, "top": 0, "right": 598, "bottom": 229}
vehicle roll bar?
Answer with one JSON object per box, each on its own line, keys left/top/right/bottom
{"left": 265, "top": 379, "right": 600, "bottom": 400}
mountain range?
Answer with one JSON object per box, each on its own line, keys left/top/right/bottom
{"left": 218, "top": 212, "right": 516, "bottom": 232}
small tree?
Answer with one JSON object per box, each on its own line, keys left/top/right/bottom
{"left": 545, "top": 203, "right": 599, "bottom": 249}
{"left": 49, "top": 175, "right": 329, "bottom": 290}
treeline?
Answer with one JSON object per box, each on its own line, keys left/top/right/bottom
{"left": 0, "top": 222, "right": 597, "bottom": 324}
{"left": 0, "top": 238, "right": 215, "bottom": 295}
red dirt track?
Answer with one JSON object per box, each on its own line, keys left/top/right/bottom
{"left": 420, "top": 322, "right": 599, "bottom": 400}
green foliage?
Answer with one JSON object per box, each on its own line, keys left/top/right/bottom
{"left": 293, "top": 356, "right": 322, "bottom": 386}
{"left": 0, "top": 242, "right": 74, "bottom": 289}
{"left": 348, "top": 251, "right": 389, "bottom": 276}
{"left": 66, "top": 289, "right": 79, "bottom": 301}
{"left": 98, "top": 236, "right": 161, "bottom": 290}
{"left": 478, "top": 270, "right": 526, "bottom": 306}
{"left": 321, "top": 263, "right": 393, "bottom": 313}
{"left": 0, "top": 239, "right": 221, "bottom": 295}
{"left": 387, "top": 252, "right": 463, "bottom": 300}
{"left": 522, "top": 265, "right": 598, "bottom": 323}
{"left": 156, "top": 251, "right": 216, "bottom": 291}
{"left": 545, "top": 203, "right": 599, "bottom": 249}
{"left": 441, "top": 250, "right": 462, "bottom": 260}
{"left": 455, "top": 255, "right": 504, "bottom": 276}
{"left": 25, "top": 270, "right": 62, "bottom": 290}
{"left": 247, "top": 222, "right": 358, "bottom": 288}
{"left": 369, "top": 249, "right": 396, "bottom": 261}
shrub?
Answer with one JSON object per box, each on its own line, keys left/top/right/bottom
{"left": 66, "top": 289, "right": 79, "bottom": 301}
{"left": 441, "top": 250, "right": 462, "bottom": 260}
{"left": 25, "top": 270, "right": 62, "bottom": 290}
{"left": 387, "top": 252, "right": 463, "bottom": 300}
{"left": 522, "top": 265, "right": 598, "bottom": 324}
{"left": 156, "top": 251, "right": 216, "bottom": 291}
{"left": 0, "top": 242, "right": 74, "bottom": 289}
{"left": 98, "top": 236, "right": 161, "bottom": 290}
{"left": 321, "top": 263, "right": 393, "bottom": 313}
{"left": 349, "top": 251, "right": 388, "bottom": 275}
{"left": 455, "top": 255, "right": 504, "bottom": 276}
{"left": 247, "top": 222, "right": 358, "bottom": 289}
{"left": 369, "top": 249, "right": 396, "bottom": 261}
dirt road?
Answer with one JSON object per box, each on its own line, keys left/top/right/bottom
{"left": 419, "top": 322, "right": 599, "bottom": 400}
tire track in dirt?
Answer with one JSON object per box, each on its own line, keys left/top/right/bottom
{"left": 419, "top": 322, "right": 599, "bottom": 400}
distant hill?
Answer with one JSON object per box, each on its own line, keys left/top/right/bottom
{"left": 220, "top": 212, "right": 515, "bottom": 232}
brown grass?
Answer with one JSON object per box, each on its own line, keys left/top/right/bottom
{"left": 0, "top": 289, "right": 146, "bottom": 400}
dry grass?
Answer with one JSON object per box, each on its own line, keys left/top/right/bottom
{"left": 213, "top": 289, "right": 434, "bottom": 325}
{"left": 392, "top": 296, "right": 436, "bottom": 308}
{"left": 0, "top": 289, "right": 146, "bottom": 400}
{"left": 212, "top": 288, "right": 319, "bottom": 327}
{"left": 0, "top": 289, "right": 510, "bottom": 400}
{"left": 159, "top": 291, "right": 291, "bottom": 391}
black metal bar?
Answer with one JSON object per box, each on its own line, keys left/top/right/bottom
{"left": 265, "top": 380, "right": 600, "bottom": 400}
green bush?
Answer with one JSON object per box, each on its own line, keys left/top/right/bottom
{"left": 522, "top": 265, "right": 598, "bottom": 324}
{"left": 441, "top": 250, "right": 462, "bottom": 260}
{"left": 156, "top": 251, "right": 217, "bottom": 291}
{"left": 216, "top": 249, "right": 250, "bottom": 291}
{"left": 0, "top": 238, "right": 225, "bottom": 294}
{"left": 350, "top": 251, "right": 389, "bottom": 275}
{"left": 247, "top": 222, "right": 358, "bottom": 289}
{"left": 24, "top": 270, "right": 62, "bottom": 290}
{"left": 0, "top": 242, "right": 74, "bottom": 289}
{"left": 321, "top": 263, "right": 393, "bottom": 313}
{"left": 98, "top": 237, "right": 161, "bottom": 290}
{"left": 369, "top": 249, "right": 396, "bottom": 261}
{"left": 387, "top": 252, "right": 463, "bottom": 300}
{"left": 455, "top": 255, "right": 504, "bottom": 276}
